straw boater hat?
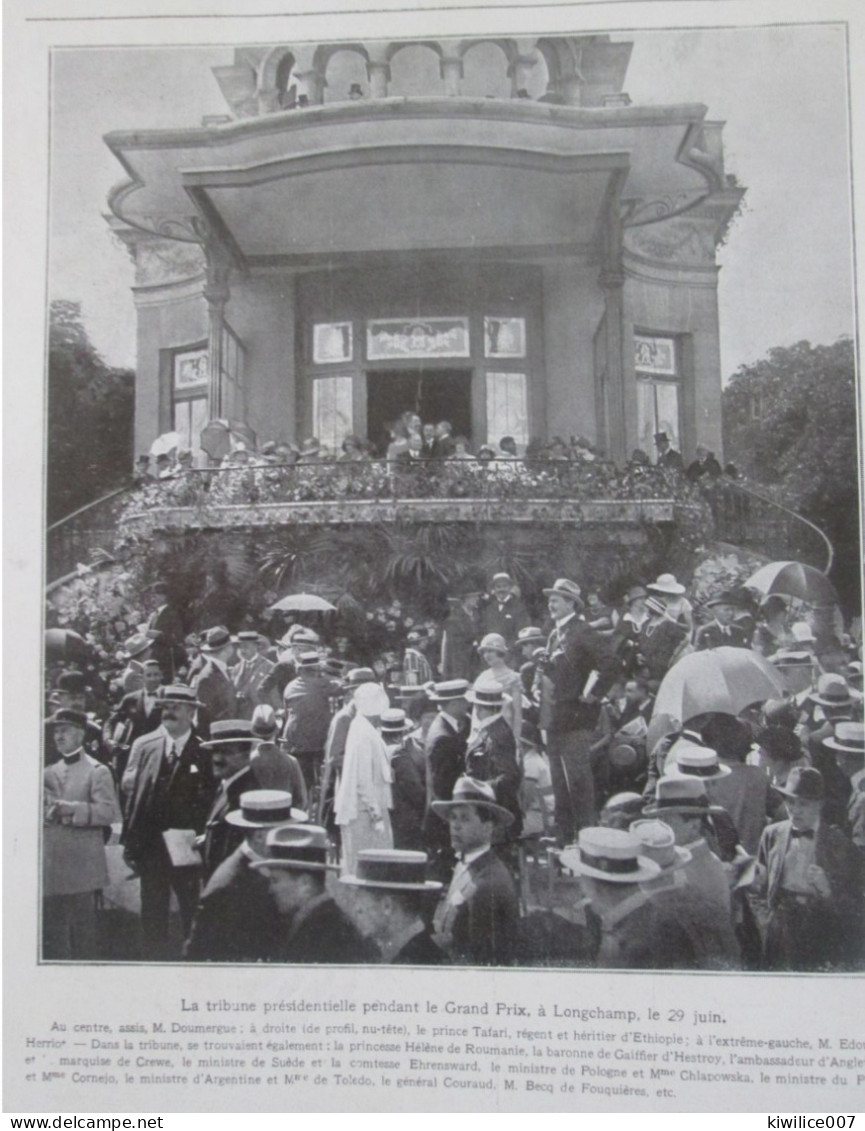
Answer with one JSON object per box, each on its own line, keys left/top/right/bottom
{"left": 343, "top": 667, "right": 376, "bottom": 688}
{"left": 629, "top": 819, "right": 691, "bottom": 871}
{"left": 542, "top": 578, "right": 583, "bottom": 604}
{"left": 647, "top": 573, "right": 686, "bottom": 596}
{"left": 466, "top": 674, "right": 507, "bottom": 709}
{"left": 427, "top": 679, "right": 470, "bottom": 703}
{"left": 295, "top": 649, "right": 321, "bottom": 669}
{"left": 431, "top": 776, "right": 514, "bottom": 826}
{"left": 225, "top": 789, "right": 307, "bottom": 827}
{"left": 561, "top": 827, "right": 661, "bottom": 884}
{"left": 809, "top": 673, "right": 853, "bottom": 709}
{"left": 379, "top": 708, "right": 414, "bottom": 737}
{"left": 491, "top": 572, "right": 512, "bottom": 586}
{"left": 122, "top": 633, "right": 152, "bottom": 660}
{"left": 250, "top": 824, "right": 336, "bottom": 872}
{"left": 200, "top": 720, "right": 256, "bottom": 748}
{"left": 199, "top": 626, "right": 232, "bottom": 653}
{"left": 233, "top": 630, "right": 260, "bottom": 644}
{"left": 277, "top": 626, "right": 319, "bottom": 648}
{"left": 156, "top": 685, "right": 203, "bottom": 708}
{"left": 516, "top": 626, "right": 545, "bottom": 647}
{"left": 823, "top": 721, "right": 865, "bottom": 758}
{"left": 340, "top": 849, "right": 442, "bottom": 892}
{"left": 774, "top": 766, "right": 824, "bottom": 802}
{"left": 477, "top": 633, "right": 508, "bottom": 654}
{"left": 644, "top": 776, "right": 725, "bottom": 818}
{"left": 663, "top": 738, "right": 731, "bottom": 781}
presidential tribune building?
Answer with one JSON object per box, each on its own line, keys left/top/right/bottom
{"left": 104, "top": 35, "right": 744, "bottom": 469}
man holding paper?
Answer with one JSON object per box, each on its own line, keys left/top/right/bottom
{"left": 121, "top": 685, "right": 215, "bottom": 959}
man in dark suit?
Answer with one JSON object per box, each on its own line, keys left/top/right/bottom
{"left": 755, "top": 766, "right": 863, "bottom": 970}
{"left": 654, "top": 431, "right": 684, "bottom": 473}
{"left": 184, "top": 789, "right": 306, "bottom": 963}
{"left": 464, "top": 679, "right": 523, "bottom": 835}
{"left": 695, "top": 591, "right": 751, "bottom": 650}
{"left": 423, "top": 680, "right": 472, "bottom": 878}
{"left": 191, "top": 626, "right": 238, "bottom": 734}
{"left": 477, "top": 573, "right": 530, "bottom": 653}
{"left": 107, "top": 660, "right": 164, "bottom": 781}
{"left": 146, "top": 582, "right": 186, "bottom": 680}
{"left": 431, "top": 777, "right": 520, "bottom": 966}
{"left": 45, "top": 670, "right": 113, "bottom": 770}
{"left": 121, "top": 685, "right": 216, "bottom": 959}
{"left": 341, "top": 849, "right": 446, "bottom": 964}
{"left": 432, "top": 420, "right": 457, "bottom": 459}
{"left": 252, "top": 825, "right": 375, "bottom": 963}
{"left": 282, "top": 651, "right": 342, "bottom": 792}
{"left": 198, "top": 720, "right": 258, "bottom": 878}
{"left": 230, "top": 631, "right": 275, "bottom": 718}
{"left": 538, "top": 578, "right": 620, "bottom": 843}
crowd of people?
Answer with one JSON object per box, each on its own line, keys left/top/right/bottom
{"left": 43, "top": 564, "right": 864, "bottom": 972}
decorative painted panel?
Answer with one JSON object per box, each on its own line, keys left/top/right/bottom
{"left": 634, "top": 334, "right": 676, "bottom": 376}
{"left": 366, "top": 317, "right": 470, "bottom": 360}
{"left": 313, "top": 322, "right": 353, "bottom": 364}
{"left": 484, "top": 316, "right": 526, "bottom": 358}
{"left": 486, "top": 371, "right": 529, "bottom": 451}
{"left": 173, "top": 347, "right": 208, "bottom": 391}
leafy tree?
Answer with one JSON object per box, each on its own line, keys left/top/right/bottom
{"left": 47, "top": 300, "right": 134, "bottom": 524}
{"left": 722, "top": 338, "right": 861, "bottom": 614}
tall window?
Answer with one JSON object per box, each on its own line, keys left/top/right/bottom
{"left": 312, "top": 375, "right": 353, "bottom": 454}
{"left": 220, "top": 322, "right": 245, "bottom": 420}
{"left": 486, "top": 371, "right": 528, "bottom": 452}
{"left": 634, "top": 333, "right": 680, "bottom": 455}
{"left": 172, "top": 346, "right": 208, "bottom": 458}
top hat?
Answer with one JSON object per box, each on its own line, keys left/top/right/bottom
{"left": 123, "top": 633, "right": 152, "bottom": 659}
{"left": 466, "top": 675, "right": 506, "bottom": 708}
{"left": 705, "top": 590, "right": 742, "bottom": 609}
{"left": 380, "top": 709, "right": 414, "bottom": 736}
{"left": 250, "top": 824, "right": 336, "bottom": 871}
{"left": 647, "top": 573, "right": 686, "bottom": 597}
{"left": 823, "top": 721, "right": 865, "bottom": 758}
{"left": 561, "top": 827, "right": 661, "bottom": 884}
{"left": 340, "top": 849, "right": 442, "bottom": 892}
{"left": 629, "top": 819, "right": 691, "bottom": 871}
{"left": 625, "top": 585, "right": 648, "bottom": 605}
{"left": 664, "top": 739, "right": 731, "bottom": 781}
{"left": 431, "top": 777, "right": 514, "bottom": 825}
{"left": 477, "top": 633, "right": 507, "bottom": 654}
{"left": 56, "top": 670, "right": 87, "bottom": 694}
{"left": 45, "top": 707, "right": 87, "bottom": 730}
{"left": 775, "top": 766, "right": 824, "bottom": 802}
{"left": 427, "top": 679, "right": 471, "bottom": 703}
{"left": 200, "top": 626, "right": 232, "bottom": 653}
{"left": 516, "top": 626, "right": 545, "bottom": 647}
{"left": 225, "top": 789, "right": 307, "bottom": 828}
{"left": 809, "top": 673, "right": 853, "bottom": 708}
{"left": 201, "top": 719, "right": 255, "bottom": 748}
{"left": 157, "top": 685, "right": 202, "bottom": 707}
{"left": 250, "top": 705, "right": 279, "bottom": 740}
{"left": 542, "top": 578, "right": 583, "bottom": 604}
{"left": 643, "top": 776, "right": 725, "bottom": 818}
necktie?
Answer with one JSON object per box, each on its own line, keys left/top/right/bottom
{"left": 165, "top": 740, "right": 176, "bottom": 768}
{"left": 62, "top": 753, "right": 81, "bottom": 765}
{"left": 790, "top": 828, "right": 815, "bottom": 839}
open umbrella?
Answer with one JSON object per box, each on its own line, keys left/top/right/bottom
{"left": 653, "top": 647, "right": 786, "bottom": 726}
{"left": 200, "top": 419, "right": 257, "bottom": 460}
{"left": 149, "top": 431, "right": 182, "bottom": 457}
{"left": 268, "top": 592, "right": 337, "bottom": 613}
{"left": 745, "top": 560, "right": 838, "bottom": 606}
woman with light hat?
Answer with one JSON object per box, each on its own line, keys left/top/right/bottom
{"left": 475, "top": 631, "right": 523, "bottom": 739}
{"left": 646, "top": 573, "right": 694, "bottom": 636}
{"left": 334, "top": 682, "right": 394, "bottom": 874}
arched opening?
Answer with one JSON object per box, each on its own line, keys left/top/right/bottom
{"left": 322, "top": 48, "right": 370, "bottom": 103}
{"left": 460, "top": 40, "right": 511, "bottom": 99}
{"left": 387, "top": 43, "right": 443, "bottom": 97}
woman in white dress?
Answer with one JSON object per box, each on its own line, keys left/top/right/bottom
{"left": 475, "top": 632, "right": 523, "bottom": 739}
{"left": 334, "top": 682, "right": 393, "bottom": 875}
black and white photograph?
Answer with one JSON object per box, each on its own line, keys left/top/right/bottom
{"left": 6, "top": 0, "right": 865, "bottom": 1115}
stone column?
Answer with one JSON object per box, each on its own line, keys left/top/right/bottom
{"left": 509, "top": 53, "right": 537, "bottom": 97}
{"left": 203, "top": 264, "right": 231, "bottom": 419}
{"left": 366, "top": 48, "right": 391, "bottom": 98}
{"left": 440, "top": 56, "right": 463, "bottom": 96}
{"left": 293, "top": 68, "right": 325, "bottom": 105}
{"left": 598, "top": 187, "right": 628, "bottom": 464}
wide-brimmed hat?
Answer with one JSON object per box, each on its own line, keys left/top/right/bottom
{"left": 200, "top": 626, "right": 232, "bottom": 653}
{"left": 45, "top": 707, "right": 87, "bottom": 730}
{"left": 705, "top": 590, "right": 742, "bottom": 609}
{"left": 225, "top": 789, "right": 307, "bottom": 827}
{"left": 340, "top": 849, "right": 442, "bottom": 892}
{"left": 466, "top": 676, "right": 506, "bottom": 708}
{"left": 200, "top": 719, "right": 255, "bottom": 748}
{"left": 431, "top": 776, "right": 514, "bottom": 825}
{"left": 644, "top": 776, "right": 725, "bottom": 817}
{"left": 823, "top": 721, "right": 865, "bottom": 758}
{"left": 157, "top": 685, "right": 202, "bottom": 708}
{"left": 250, "top": 824, "right": 336, "bottom": 872}
{"left": 809, "top": 673, "right": 853, "bottom": 708}
{"left": 427, "top": 679, "right": 470, "bottom": 703}
{"left": 380, "top": 708, "right": 414, "bottom": 736}
{"left": 122, "top": 633, "right": 152, "bottom": 659}
{"left": 664, "top": 739, "right": 731, "bottom": 781}
{"left": 775, "top": 766, "right": 824, "bottom": 802}
{"left": 561, "top": 827, "right": 661, "bottom": 884}
{"left": 647, "top": 573, "right": 686, "bottom": 596}
{"left": 477, "top": 633, "right": 507, "bottom": 654}
{"left": 625, "top": 585, "right": 648, "bottom": 605}
{"left": 770, "top": 649, "right": 814, "bottom": 669}
{"left": 542, "top": 578, "right": 583, "bottom": 604}
{"left": 629, "top": 819, "right": 691, "bottom": 871}
{"left": 516, "top": 626, "right": 545, "bottom": 647}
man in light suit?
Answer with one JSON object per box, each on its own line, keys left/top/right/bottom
{"left": 230, "top": 631, "right": 275, "bottom": 719}
{"left": 754, "top": 766, "right": 863, "bottom": 970}
{"left": 431, "top": 777, "right": 520, "bottom": 966}
{"left": 121, "top": 685, "right": 215, "bottom": 959}
{"left": 43, "top": 709, "right": 120, "bottom": 959}
{"left": 191, "top": 626, "right": 238, "bottom": 735}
